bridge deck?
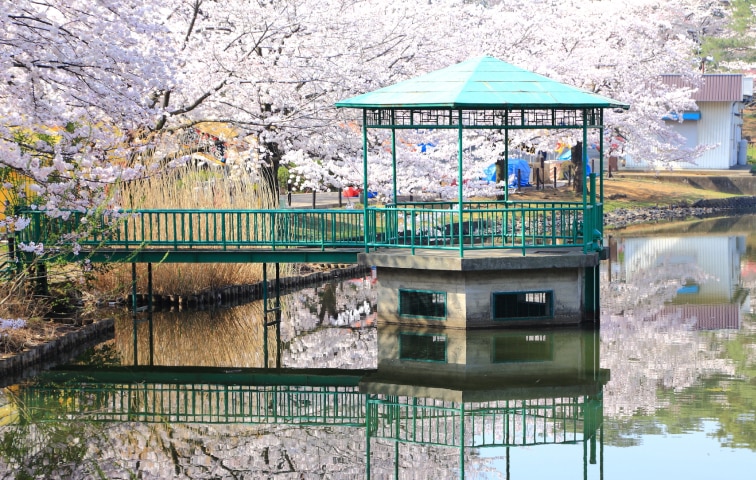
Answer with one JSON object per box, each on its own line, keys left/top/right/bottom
{"left": 70, "top": 247, "right": 364, "bottom": 264}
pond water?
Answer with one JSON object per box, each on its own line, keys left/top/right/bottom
{"left": 2, "top": 215, "right": 756, "bottom": 479}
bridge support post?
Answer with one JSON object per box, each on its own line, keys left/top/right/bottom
{"left": 148, "top": 263, "right": 154, "bottom": 366}
{"left": 263, "top": 263, "right": 268, "bottom": 367}
{"left": 262, "top": 263, "right": 282, "bottom": 368}
{"left": 275, "top": 263, "right": 281, "bottom": 368}
{"left": 131, "top": 263, "right": 138, "bottom": 366}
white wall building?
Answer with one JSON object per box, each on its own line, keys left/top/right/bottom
{"left": 625, "top": 74, "right": 753, "bottom": 170}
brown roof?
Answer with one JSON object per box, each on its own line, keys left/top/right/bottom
{"left": 660, "top": 74, "right": 743, "bottom": 102}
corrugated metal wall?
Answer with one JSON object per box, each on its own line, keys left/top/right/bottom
{"left": 696, "top": 102, "right": 737, "bottom": 169}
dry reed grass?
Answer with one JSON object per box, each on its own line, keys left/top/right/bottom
{"left": 92, "top": 160, "right": 291, "bottom": 298}
{"left": 113, "top": 300, "right": 277, "bottom": 367}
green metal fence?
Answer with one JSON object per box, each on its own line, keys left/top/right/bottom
{"left": 370, "top": 200, "right": 602, "bottom": 254}
{"left": 20, "top": 381, "right": 599, "bottom": 446}
{"left": 366, "top": 395, "right": 589, "bottom": 448}
{"left": 15, "top": 200, "right": 602, "bottom": 258}
{"left": 19, "top": 208, "right": 366, "bottom": 251}
{"left": 23, "top": 383, "right": 366, "bottom": 426}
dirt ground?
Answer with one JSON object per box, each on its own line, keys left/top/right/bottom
{"left": 512, "top": 173, "right": 738, "bottom": 210}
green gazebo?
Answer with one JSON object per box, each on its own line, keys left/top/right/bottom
{"left": 336, "top": 56, "right": 629, "bottom": 258}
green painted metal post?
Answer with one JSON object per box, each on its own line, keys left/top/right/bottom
{"left": 366, "top": 396, "right": 372, "bottom": 480}
{"left": 460, "top": 402, "right": 465, "bottom": 479}
{"left": 583, "top": 424, "right": 588, "bottom": 480}
{"left": 521, "top": 205, "right": 526, "bottom": 256}
{"left": 457, "top": 110, "right": 464, "bottom": 258}
{"left": 391, "top": 127, "right": 398, "bottom": 205}
{"left": 148, "top": 262, "right": 154, "bottom": 366}
{"left": 504, "top": 126, "right": 509, "bottom": 203}
{"left": 582, "top": 109, "right": 588, "bottom": 210}
{"left": 362, "top": 110, "right": 370, "bottom": 252}
{"left": 600, "top": 422, "right": 605, "bottom": 479}
{"left": 599, "top": 109, "right": 605, "bottom": 203}
{"left": 263, "top": 262, "right": 268, "bottom": 368}
{"left": 221, "top": 213, "right": 227, "bottom": 250}
{"left": 275, "top": 262, "right": 282, "bottom": 368}
{"left": 131, "top": 263, "right": 138, "bottom": 366}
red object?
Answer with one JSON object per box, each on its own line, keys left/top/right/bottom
{"left": 343, "top": 186, "right": 360, "bottom": 197}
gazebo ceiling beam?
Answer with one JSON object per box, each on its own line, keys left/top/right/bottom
{"left": 363, "top": 107, "right": 605, "bottom": 129}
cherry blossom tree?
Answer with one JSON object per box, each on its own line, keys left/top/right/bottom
{"left": 0, "top": 0, "right": 736, "bottom": 226}
{"left": 0, "top": 0, "right": 177, "bottom": 233}
{"left": 290, "top": 0, "right": 728, "bottom": 197}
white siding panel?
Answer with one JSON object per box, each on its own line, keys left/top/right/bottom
{"left": 695, "top": 102, "right": 735, "bottom": 169}
{"left": 672, "top": 121, "right": 698, "bottom": 150}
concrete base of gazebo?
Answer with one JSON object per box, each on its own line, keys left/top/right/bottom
{"left": 360, "top": 248, "right": 600, "bottom": 328}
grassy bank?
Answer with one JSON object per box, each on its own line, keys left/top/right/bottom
{"left": 512, "top": 174, "right": 739, "bottom": 212}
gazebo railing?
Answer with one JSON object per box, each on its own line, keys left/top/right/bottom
{"left": 366, "top": 395, "right": 591, "bottom": 448}
{"left": 368, "top": 200, "right": 602, "bottom": 254}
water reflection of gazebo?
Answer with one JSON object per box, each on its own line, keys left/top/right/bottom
{"left": 360, "top": 326, "right": 608, "bottom": 479}
{"left": 336, "top": 57, "right": 629, "bottom": 326}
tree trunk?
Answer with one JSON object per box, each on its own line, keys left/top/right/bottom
{"left": 495, "top": 159, "right": 506, "bottom": 200}
{"left": 259, "top": 141, "right": 282, "bottom": 207}
{"left": 571, "top": 141, "right": 583, "bottom": 194}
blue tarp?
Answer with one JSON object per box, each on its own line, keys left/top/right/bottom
{"left": 508, "top": 159, "right": 531, "bottom": 187}
{"left": 483, "top": 163, "right": 497, "bottom": 182}
{"left": 482, "top": 159, "right": 530, "bottom": 187}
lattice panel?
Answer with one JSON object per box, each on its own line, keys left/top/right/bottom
{"left": 364, "top": 108, "right": 603, "bottom": 128}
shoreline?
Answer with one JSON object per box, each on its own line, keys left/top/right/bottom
{"left": 0, "top": 264, "right": 371, "bottom": 384}
{"left": 604, "top": 196, "right": 756, "bottom": 230}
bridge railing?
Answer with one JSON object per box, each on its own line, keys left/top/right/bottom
{"left": 18, "top": 208, "right": 366, "bottom": 251}
{"left": 21, "top": 382, "right": 366, "bottom": 425}
{"left": 15, "top": 201, "right": 602, "bottom": 255}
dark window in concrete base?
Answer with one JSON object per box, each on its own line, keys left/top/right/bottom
{"left": 399, "top": 289, "right": 446, "bottom": 320}
{"left": 492, "top": 291, "right": 553, "bottom": 320}
{"left": 399, "top": 333, "right": 447, "bottom": 362}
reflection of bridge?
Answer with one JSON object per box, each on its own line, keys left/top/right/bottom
{"left": 18, "top": 367, "right": 603, "bottom": 450}
{"left": 12, "top": 325, "right": 609, "bottom": 478}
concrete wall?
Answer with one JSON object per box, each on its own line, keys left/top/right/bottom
{"left": 375, "top": 265, "right": 587, "bottom": 329}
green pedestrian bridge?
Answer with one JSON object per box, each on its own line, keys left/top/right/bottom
{"left": 14, "top": 197, "right": 602, "bottom": 265}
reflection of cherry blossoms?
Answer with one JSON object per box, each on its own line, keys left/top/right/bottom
{"left": 601, "top": 312, "right": 738, "bottom": 420}
{"left": 282, "top": 275, "right": 378, "bottom": 369}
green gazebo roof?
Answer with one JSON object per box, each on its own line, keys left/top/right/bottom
{"left": 335, "top": 56, "right": 629, "bottom": 110}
